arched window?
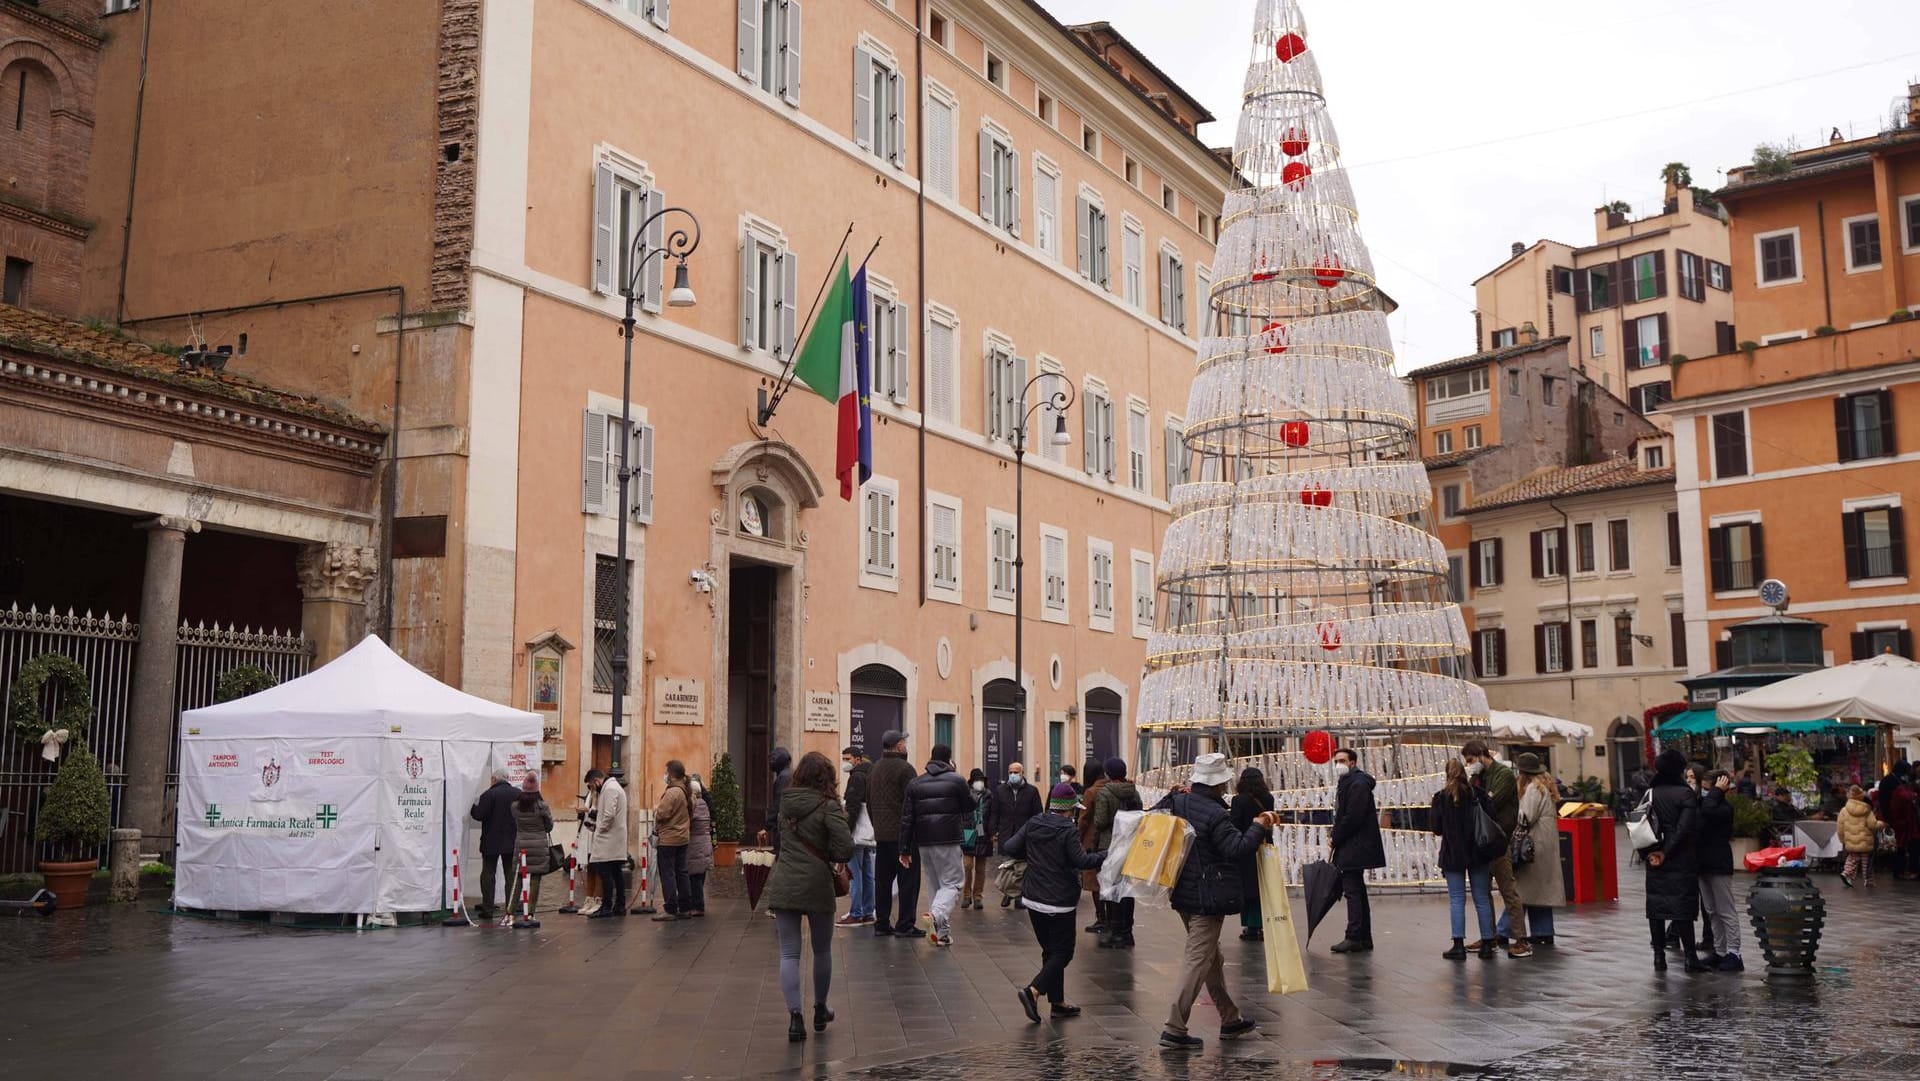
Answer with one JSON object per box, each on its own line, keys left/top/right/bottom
{"left": 0, "top": 61, "right": 56, "bottom": 211}
{"left": 848, "top": 663, "right": 907, "bottom": 760}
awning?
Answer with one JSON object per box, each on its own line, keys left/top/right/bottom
{"left": 1488, "top": 709, "right": 1590, "bottom": 744}
{"left": 1656, "top": 708, "right": 1719, "bottom": 737}
{"left": 1656, "top": 710, "right": 1869, "bottom": 738}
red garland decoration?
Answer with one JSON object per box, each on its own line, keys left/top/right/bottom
{"left": 1282, "top": 161, "right": 1312, "bottom": 191}
{"left": 1261, "top": 321, "right": 1291, "bottom": 355}
{"left": 1279, "top": 420, "right": 1310, "bottom": 447}
{"left": 1251, "top": 252, "right": 1277, "bottom": 283}
{"left": 1302, "top": 729, "right": 1335, "bottom": 763}
{"left": 1317, "top": 622, "right": 1342, "bottom": 652}
{"left": 1312, "top": 255, "right": 1346, "bottom": 289}
{"left": 1280, "top": 128, "right": 1310, "bottom": 157}
{"left": 1276, "top": 32, "right": 1307, "bottom": 63}
{"left": 1299, "top": 484, "right": 1332, "bottom": 508}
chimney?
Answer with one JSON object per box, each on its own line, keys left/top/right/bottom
{"left": 1511, "top": 241, "right": 1526, "bottom": 257}
{"left": 1520, "top": 321, "right": 1540, "bottom": 344}
{"left": 1663, "top": 175, "right": 1680, "bottom": 208}
{"left": 1910, "top": 82, "right": 1920, "bottom": 128}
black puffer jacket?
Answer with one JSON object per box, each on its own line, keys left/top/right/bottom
{"left": 999, "top": 812, "right": 1103, "bottom": 909}
{"left": 1330, "top": 769, "right": 1387, "bottom": 871}
{"left": 1643, "top": 779, "right": 1701, "bottom": 921}
{"left": 1696, "top": 788, "right": 1734, "bottom": 875}
{"left": 1154, "top": 790, "right": 1265, "bottom": 916}
{"left": 901, "top": 761, "right": 972, "bottom": 846}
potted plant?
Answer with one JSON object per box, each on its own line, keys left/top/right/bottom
{"left": 1728, "top": 792, "right": 1772, "bottom": 869}
{"left": 708, "top": 752, "right": 744, "bottom": 868}
{"left": 1814, "top": 325, "right": 1837, "bottom": 336}
{"left": 1890, "top": 309, "right": 1914, "bottom": 323}
{"left": 36, "top": 740, "right": 111, "bottom": 908}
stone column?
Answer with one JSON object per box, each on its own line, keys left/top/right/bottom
{"left": 297, "top": 542, "right": 378, "bottom": 664}
{"left": 122, "top": 515, "right": 198, "bottom": 855}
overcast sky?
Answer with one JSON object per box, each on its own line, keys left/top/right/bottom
{"left": 1042, "top": 0, "right": 1919, "bottom": 371}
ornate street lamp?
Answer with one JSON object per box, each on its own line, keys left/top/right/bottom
{"left": 1012, "top": 376, "right": 1074, "bottom": 767}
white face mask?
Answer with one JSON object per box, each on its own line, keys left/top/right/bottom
{"left": 1009, "top": 773, "right": 1024, "bottom": 786}
{"left": 691, "top": 782, "right": 703, "bottom": 796}
{"left": 971, "top": 780, "right": 986, "bottom": 792}
{"left": 1059, "top": 773, "right": 1071, "bottom": 783}
{"left": 1465, "top": 761, "right": 1485, "bottom": 778}
{"left": 1333, "top": 763, "right": 1350, "bottom": 777}
{"left": 841, "top": 760, "right": 853, "bottom": 774}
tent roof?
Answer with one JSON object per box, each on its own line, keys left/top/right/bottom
{"left": 181, "top": 635, "right": 541, "bottom": 740}
{"left": 1716, "top": 654, "right": 1920, "bottom": 732}
{"left": 1488, "top": 710, "right": 1590, "bottom": 744}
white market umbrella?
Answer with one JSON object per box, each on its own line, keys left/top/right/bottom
{"left": 1717, "top": 654, "right": 1920, "bottom": 741}
{"left": 1488, "top": 709, "right": 1590, "bottom": 746}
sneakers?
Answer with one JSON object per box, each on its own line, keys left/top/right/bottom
{"left": 1159, "top": 1032, "right": 1204, "bottom": 1051}
{"left": 1219, "top": 1019, "right": 1258, "bottom": 1041}
{"left": 1840, "top": 872, "right": 1855, "bottom": 888}
{"left": 1330, "top": 939, "right": 1373, "bottom": 954}
{"left": 835, "top": 914, "right": 864, "bottom": 928}
{"left": 929, "top": 927, "right": 953, "bottom": 948}
{"left": 577, "top": 898, "right": 602, "bottom": 916}
{"left": 1716, "top": 952, "right": 1745, "bottom": 972}
{"left": 1508, "top": 942, "right": 1534, "bottom": 959}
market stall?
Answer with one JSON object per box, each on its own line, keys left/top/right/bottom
{"left": 1488, "top": 709, "right": 1590, "bottom": 774}
{"left": 173, "top": 635, "right": 543, "bottom": 917}
{"left": 1718, "top": 654, "right": 1920, "bottom": 762}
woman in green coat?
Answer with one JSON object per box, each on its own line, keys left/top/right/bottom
{"left": 767, "top": 750, "right": 855, "bottom": 1044}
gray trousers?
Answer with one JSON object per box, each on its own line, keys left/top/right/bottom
{"left": 1166, "top": 913, "right": 1243, "bottom": 1036}
{"left": 920, "top": 844, "right": 965, "bottom": 931}
{"left": 1700, "top": 873, "right": 1738, "bottom": 956}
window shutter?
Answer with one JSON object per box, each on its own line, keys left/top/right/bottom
{"left": 1471, "top": 631, "right": 1485, "bottom": 676}
{"left": 1622, "top": 315, "right": 1639, "bottom": 361}
{"left": 889, "top": 301, "right": 910, "bottom": 404}
{"left": 1708, "top": 526, "right": 1729, "bottom": 591}
{"left": 1529, "top": 530, "right": 1544, "bottom": 579}
{"left": 736, "top": 0, "right": 760, "bottom": 81}
{"left": 582, "top": 410, "right": 608, "bottom": 515}
{"left": 864, "top": 490, "right": 882, "bottom": 571}
{"left": 649, "top": 0, "right": 670, "bottom": 30}
{"left": 1843, "top": 510, "right": 1863, "bottom": 580}
{"left": 852, "top": 48, "right": 874, "bottom": 150}
{"left": 779, "top": 246, "right": 799, "bottom": 358}
{"left": 1096, "top": 212, "right": 1110, "bottom": 287}
{"left": 1174, "top": 261, "right": 1187, "bottom": 332}
{"left": 926, "top": 98, "right": 954, "bottom": 197}
{"left": 1076, "top": 196, "right": 1091, "bottom": 277}
{"left": 1013, "top": 353, "right": 1029, "bottom": 447}
{"left": 880, "top": 491, "right": 896, "bottom": 574}
{"left": 592, "top": 163, "right": 617, "bottom": 295}
{"left": 1656, "top": 313, "right": 1670, "bottom": 361}
{"left": 1573, "top": 271, "right": 1589, "bottom": 314}
{"left": 641, "top": 185, "right": 666, "bottom": 314}
{"left": 1158, "top": 250, "right": 1172, "bottom": 323}
{"left": 780, "top": 0, "right": 803, "bottom": 106}
{"left": 1164, "top": 423, "right": 1181, "bottom": 494}
{"left": 1083, "top": 395, "right": 1098, "bottom": 474}
{"left": 1851, "top": 631, "right": 1872, "bottom": 661}
{"left": 1533, "top": 624, "right": 1547, "bottom": 674}
{"left": 1880, "top": 390, "right": 1897, "bottom": 456}
{"left": 888, "top": 71, "right": 906, "bottom": 167}
{"left": 985, "top": 349, "right": 1001, "bottom": 440}
{"left": 632, "top": 422, "right": 656, "bottom": 524}
{"left": 1493, "top": 629, "right": 1507, "bottom": 677}
{"left": 1901, "top": 629, "right": 1915, "bottom": 660}
{"left": 1469, "top": 541, "right": 1484, "bottom": 589}
{"left": 1749, "top": 523, "right": 1766, "bottom": 582}
{"left": 1653, "top": 250, "right": 1668, "bottom": 297}
{"left": 739, "top": 236, "right": 759, "bottom": 347}
{"left": 1670, "top": 612, "right": 1687, "bottom": 668}
{"left": 1490, "top": 538, "right": 1503, "bottom": 585}
{"left": 1007, "top": 150, "right": 1022, "bottom": 237}
{"left": 1890, "top": 506, "right": 1909, "bottom": 577}
{"left": 978, "top": 131, "right": 995, "bottom": 220}
{"left": 928, "top": 318, "right": 955, "bottom": 421}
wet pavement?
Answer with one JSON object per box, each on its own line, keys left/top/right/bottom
{"left": 3, "top": 838, "right": 1917, "bottom": 1081}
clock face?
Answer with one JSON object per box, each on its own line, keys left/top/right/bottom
{"left": 1759, "top": 579, "right": 1788, "bottom": 607}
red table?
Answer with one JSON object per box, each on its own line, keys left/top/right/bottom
{"left": 1557, "top": 816, "right": 1619, "bottom": 903}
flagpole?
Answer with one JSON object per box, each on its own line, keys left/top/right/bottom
{"left": 759, "top": 223, "right": 855, "bottom": 424}
{"left": 763, "top": 237, "right": 885, "bottom": 423}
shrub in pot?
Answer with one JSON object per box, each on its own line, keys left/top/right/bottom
{"left": 37, "top": 740, "right": 111, "bottom": 909}
{"left": 1728, "top": 792, "right": 1773, "bottom": 869}
{"left": 708, "top": 752, "right": 745, "bottom": 867}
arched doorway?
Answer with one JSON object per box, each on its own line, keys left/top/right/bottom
{"left": 981, "top": 679, "right": 1021, "bottom": 781}
{"left": 1609, "top": 717, "right": 1644, "bottom": 796}
{"left": 1084, "top": 688, "right": 1122, "bottom": 767}
{"left": 849, "top": 663, "right": 907, "bottom": 760}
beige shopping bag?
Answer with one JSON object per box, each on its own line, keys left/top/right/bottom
{"left": 1256, "top": 844, "right": 1309, "bottom": 995}
{"left": 1120, "top": 810, "right": 1191, "bottom": 889}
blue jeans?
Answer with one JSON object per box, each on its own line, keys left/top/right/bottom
{"left": 1498, "top": 904, "right": 1555, "bottom": 940}
{"left": 848, "top": 845, "right": 876, "bottom": 919}
{"left": 1445, "top": 865, "right": 1495, "bottom": 941}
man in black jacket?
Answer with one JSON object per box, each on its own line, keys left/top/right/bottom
{"left": 1328, "top": 747, "right": 1385, "bottom": 954}
{"left": 1155, "top": 753, "right": 1271, "bottom": 1051}
{"left": 988, "top": 762, "right": 1043, "bottom": 906}
{"left": 900, "top": 743, "right": 972, "bottom": 946}
{"left": 839, "top": 746, "right": 876, "bottom": 927}
{"left": 469, "top": 769, "right": 518, "bottom": 919}
{"left": 759, "top": 747, "right": 793, "bottom": 856}
{"left": 868, "top": 731, "right": 919, "bottom": 936}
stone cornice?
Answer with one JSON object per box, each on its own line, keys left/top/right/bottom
{"left": 0, "top": 0, "right": 106, "bottom": 50}
{"left": 0, "top": 199, "right": 88, "bottom": 240}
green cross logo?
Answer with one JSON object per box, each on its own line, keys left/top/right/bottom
{"left": 315, "top": 804, "right": 338, "bottom": 829}
{"left": 204, "top": 804, "right": 222, "bottom": 827}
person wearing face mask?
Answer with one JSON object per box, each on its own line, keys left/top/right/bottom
{"left": 1696, "top": 769, "right": 1741, "bottom": 970}
{"left": 837, "top": 747, "right": 876, "bottom": 928}
{"left": 685, "top": 773, "right": 713, "bottom": 918}
{"left": 963, "top": 768, "right": 994, "bottom": 909}
{"left": 1327, "top": 747, "right": 1384, "bottom": 954}
{"left": 1059, "top": 763, "right": 1081, "bottom": 797}
{"left": 650, "top": 760, "right": 694, "bottom": 921}
{"left": 990, "top": 763, "right": 1044, "bottom": 907}
{"left": 1462, "top": 739, "right": 1528, "bottom": 957}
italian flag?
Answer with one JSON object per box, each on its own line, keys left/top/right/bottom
{"left": 792, "top": 256, "right": 873, "bottom": 501}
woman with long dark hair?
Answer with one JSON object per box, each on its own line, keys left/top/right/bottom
{"left": 1640, "top": 748, "right": 1706, "bottom": 972}
{"left": 1432, "top": 758, "right": 1496, "bottom": 960}
{"left": 764, "top": 751, "right": 855, "bottom": 1042}
{"left": 1230, "top": 767, "right": 1276, "bottom": 941}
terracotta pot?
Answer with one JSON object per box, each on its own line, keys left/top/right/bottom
{"left": 712, "top": 841, "right": 739, "bottom": 868}
{"left": 38, "top": 859, "right": 99, "bottom": 910}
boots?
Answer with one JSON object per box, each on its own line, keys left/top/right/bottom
{"left": 1678, "top": 923, "right": 1710, "bottom": 973}
{"left": 1086, "top": 900, "right": 1108, "bottom": 935}
{"left": 813, "top": 1003, "right": 834, "bottom": 1032}
{"left": 788, "top": 1011, "right": 806, "bottom": 1043}
{"left": 1650, "top": 919, "right": 1669, "bottom": 971}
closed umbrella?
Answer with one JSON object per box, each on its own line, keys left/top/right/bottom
{"left": 1301, "top": 858, "right": 1342, "bottom": 941}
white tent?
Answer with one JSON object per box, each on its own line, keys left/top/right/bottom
{"left": 1489, "top": 709, "right": 1591, "bottom": 746}
{"left": 174, "top": 635, "right": 543, "bottom": 916}
{"left": 1717, "top": 653, "right": 1920, "bottom": 751}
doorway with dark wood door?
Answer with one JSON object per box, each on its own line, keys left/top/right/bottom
{"left": 981, "top": 678, "right": 1022, "bottom": 782}
{"left": 1084, "top": 688, "right": 1122, "bottom": 767}
{"left": 849, "top": 664, "right": 907, "bottom": 762}
{"left": 729, "top": 563, "right": 779, "bottom": 843}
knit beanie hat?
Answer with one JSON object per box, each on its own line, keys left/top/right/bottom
{"left": 1048, "top": 782, "right": 1078, "bottom": 810}
{"left": 1104, "top": 757, "right": 1128, "bottom": 781}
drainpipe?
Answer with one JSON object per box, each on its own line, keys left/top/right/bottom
{"left": 1816, "top": 200, "right": 1833, "bottom": 329}
{"left": 915, "top": 0, "right": 928, "bottom": 609}
{"left": 1549, "top": 497, "right": 1576, "bottom": 733}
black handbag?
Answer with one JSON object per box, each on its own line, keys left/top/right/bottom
{"left": 1509, "top": 822, "right": 1536, "bottom": 867}
{"left": 1471, "top": 803, "right": 1508, "bottom": 863}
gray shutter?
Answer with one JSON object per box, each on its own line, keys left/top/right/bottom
{"left": 780, "top": 0, "right": 803, "bottom": 106}
{"left": 852, "top": 47, "right": 874, "bottom": 150}
{"left": 649, "top": 0, "right": 669, "bottom": 30}
{"left": 985, "top": 349, "right": 1002, "bottom": 440}
{"left": 641, "top": 185, "right": 666, "bottom": 314}
{"left": 1102, "top": 399, "right": 1117, "bottom": 480}
{"left": 632, "top": 422, "right": 656, "bottom": 524}
{"left": 978, "top": 131, "right": 995, "bottom": 220}
{"left": 1013, "top": 353, "right": 1029, "bottom": 448}
{"left": 929, "top": 318, "right": 954, "bottom": 420}
{"left": 1174, "top": 260, "right": 1187, "bottom": 332}
{"left": 1164, "top": 423, "right": 1181, "bottom": 493}
{"left": 740, "top": 236, "right": 759, "bottom": 347}
{"left": 1076, "top": 195, "right": 1091, "bottom": 277}
{"left": 1083, "top": 394, "right": 1098, "bottom": 473}
{"left": 880, "top": 491, "right": 896, "bottom": 573}
{"left": 582, "top": 410, "right": 607, "bottom": 515}
{"left": 864, "top": 490, "right": 882, "bottom": 571}
{"left": 779, "top": 246, "right": 799, "bottom": 358}
{"left": 1096, "top": 211, "right": 1110, "bottom": 287}
{"left": 1007, "top": 150, "right": 1022, "bottom": 237}
{"left": 736, "top": 0, "right": 760, "bottom": 82}
{"left": 889, "top": 301, "right": 910, "bottom": 404}
{"left": 887, "top": 70, "right": 906, "bottom": 168}
{"left": 1158, "top": 251, "right": 1173, "bottom": 323}
{"left": 592, "top": 162, "right": 617, "bottom": 295}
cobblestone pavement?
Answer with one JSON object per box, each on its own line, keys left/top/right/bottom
{"left": 3, "top": 839, "right": 1917, "bottom": 1081}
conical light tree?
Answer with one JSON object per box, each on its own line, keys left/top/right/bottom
{"left": 1138, "top": 0, "right": 1487, "bottom": 885}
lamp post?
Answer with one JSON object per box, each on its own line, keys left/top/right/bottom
{"left": 609, "top": 208, "right": 701, "bottom": 777}
{"left": 1012, "top": 375, "right": 1074, "bottom": 772}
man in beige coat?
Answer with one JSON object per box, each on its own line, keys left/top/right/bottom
{"left": 653, "top": 760, "right": 695, "bottom": 921}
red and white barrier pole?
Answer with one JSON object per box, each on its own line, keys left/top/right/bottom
{"left": 631, "top": 842, "right": 655, "bottom": 915}
{"left": 441, "top": 846, "right": 470, "bottom": 926}
{"left": 558, "top": 840, "right": 580, "bottom": 914}
{"left": 513, "top": 848, "right": 540, "bottom": 929}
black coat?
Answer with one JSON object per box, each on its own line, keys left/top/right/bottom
{"left": 1696, "top": 788, "right": 1735, "bottom": 875}
{"left": 1229, "top": 791, "right": 1275, "bottom": 897}
{"left": 867, "top": 751, "right": 917, "bottom": 844}
{"left": 470, "top": 780, "right": 519, "bottom": 857}
{"left": 843, "top": 759, "right": 873, "bottom": 838}
{"left": 965, "top": 785, "right": 994, "bottom": 856}
{"left": 1330, "top": 769, "right": 1387, "bottom": 871}
{"left": 1643, "top": 780, "right": 1702, "bottom": 920}
{"left": 1155, "top": 790, "right": 1265, "bottom": 916}
{"left": 999, "top": 812, "right": 1103, "bottom": 909}
{"left": 1430, "top": 785, "right": 1493, "bottom": 873}
{"left": 989, "top": 779, "right": 1043, "bottom": 842}
{"left": 900, "top": 761, "right": 972, "bottom": 847}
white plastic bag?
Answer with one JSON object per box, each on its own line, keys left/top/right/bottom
{"left": 1096, "top": 809, "right": 1194, "bottom": 907}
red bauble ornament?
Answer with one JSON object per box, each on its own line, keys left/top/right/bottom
{"left": 1318, "top": 622, "right": 1343, "bottom": 651}
{"left": 1312, "top": 256, "right": 1346, "bottom": 289}
{"left": 1302, "top": 729, "right": 1334, "bottom": 764}
{"left": 1299, "top": 484, "right": 1332, "bottom": 508}
{"left": 1261, "top": 321, "right": 1291, "bottom": 355}
{"left": 1280, "top": 128, "right": 1311, "bottom": 157}
{"left": 1279, "top": 420, "right": 1310, "bottom": 447}
{"left": 1282, "top": 161, "right": 1313, "bottom": 191}
{"left": 1276, "top": 32, "right": 1307, "bottom": 63}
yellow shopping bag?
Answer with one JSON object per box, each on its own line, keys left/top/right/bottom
{"left": 1256, "top": 844, "right": 1309, "bottom": 995}
{"left": 1120, "top": 810, "right": 1190, "bottom": 889}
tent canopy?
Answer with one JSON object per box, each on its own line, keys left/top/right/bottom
{"left": 1656, "top": 708, "right": 1719, "bottom": 737}
{"left": 1488, "top": 710, "right": 1590, "bottom": 745}
{"left": 1716, "top": 654, "right": 1920, "bottom": 733}
{"left": 182, "top": 635, "right": 540, "bottom": 740}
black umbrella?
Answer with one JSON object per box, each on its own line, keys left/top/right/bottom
{"left": 1301, "top": 859, "right": 1342, "bottom": 941}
